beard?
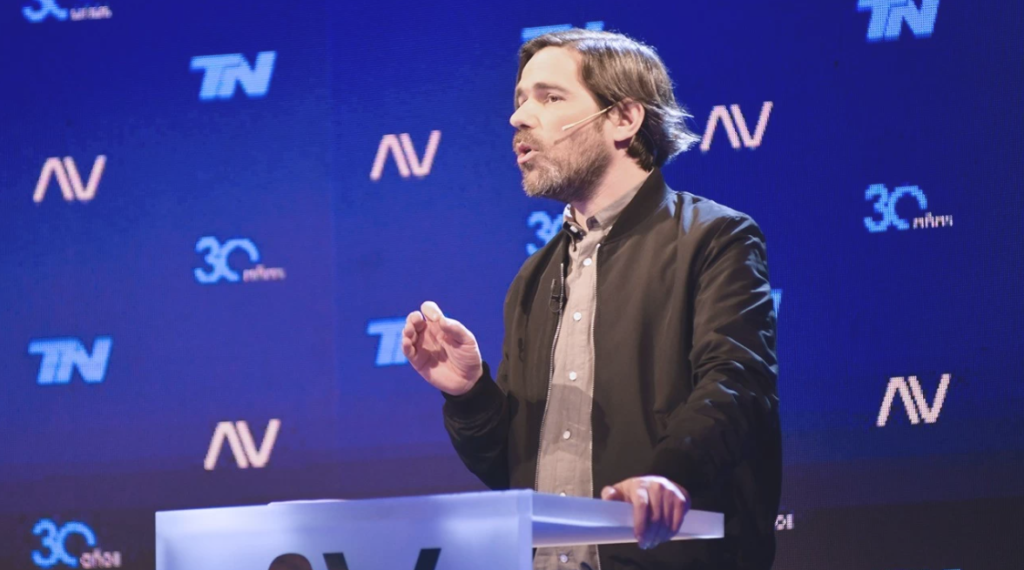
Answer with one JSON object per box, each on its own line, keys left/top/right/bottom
{"left": 516, "top": 120, "right": 611, "bottom": 204}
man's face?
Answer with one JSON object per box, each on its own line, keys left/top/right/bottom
{"left": 511, "top": 47, "right": 613, "bottom": 204}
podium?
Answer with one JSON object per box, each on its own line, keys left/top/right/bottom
{"left": 156, "top": 490, "right": 723, "bottom": 570}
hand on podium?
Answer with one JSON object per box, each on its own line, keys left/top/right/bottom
{"left": 601, "top": 476, "right": 691, "bottom": 551}
{"left": 402, "top": 301, "right": 484, "bottom": 397}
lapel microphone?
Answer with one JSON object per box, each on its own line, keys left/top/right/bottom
{"left": 549, "top": 277, "right": 562, "bottom": 313}
{"left": 560, "top": 103, "right": 616, "bottom": 131}
{"left": 549, "top": 263, "right": 566, "bottom": 313}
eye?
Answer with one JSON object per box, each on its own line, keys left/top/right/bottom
{"left": 545, "top": 93, "right": 563, "bottom": 103}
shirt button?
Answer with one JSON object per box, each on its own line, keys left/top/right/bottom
{"left": 562, "top": 430, "right": 571, "bottom": 440}
{"left": 573, "top": 311, "right": 582, "bottom": 321}
{"left": 559, "top": 554, "right": 569, "bottom": 563}
{"left": 583, "top": 258, "right": 592, "bottom": 267}
{"left": 569, "top": 371, "right": 577, "bottom": 381}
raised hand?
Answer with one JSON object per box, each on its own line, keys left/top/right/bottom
{"left": 401, "top": 301, "right": 483, "bottom": 396}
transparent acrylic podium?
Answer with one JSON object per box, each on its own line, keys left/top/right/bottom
{"left": 156, "top": 490, "right": 723, "bottom": 570}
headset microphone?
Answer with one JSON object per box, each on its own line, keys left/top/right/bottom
{"left": 560, "top": 103, "right": 616, "bottom": 131}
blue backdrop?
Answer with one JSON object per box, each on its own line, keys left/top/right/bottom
{"left": 2, "top": 1, "right": 1022, "bottom": 568}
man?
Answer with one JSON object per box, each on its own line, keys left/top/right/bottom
{"left": 401, "top": 29, "right": 781, "bottom": 570}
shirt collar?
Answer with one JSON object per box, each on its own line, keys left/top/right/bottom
{"left": 562, "top": 175, "right": 648, "bottom": 239}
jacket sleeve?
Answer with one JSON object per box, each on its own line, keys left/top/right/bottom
{"left": 440, "top": 278, "right": 518, "bottom": 490}
{"left": 647, "top": 214, "right": 780, "bottom": 496}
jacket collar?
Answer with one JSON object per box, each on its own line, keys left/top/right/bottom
{"left": 562, "top": 176, "right": 645, "bottom": 240}
{"left": 600, "top": 167, "right": 671, "bottom": 243}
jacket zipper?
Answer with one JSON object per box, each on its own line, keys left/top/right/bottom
{"left": 590, "top": 244, "right": 603, "bottom": 570}
{"left": 534, "top": 261, "right": 565, "bottom": 492}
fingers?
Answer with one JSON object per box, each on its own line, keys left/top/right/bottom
{"left": 644, "top": 483, "right": 664, "bottom": 548}
{"left": 648, "top": 483, "right": 688, "bottom": 548}
{"left": 404, "top": 310, "right": 426, "bottom": 335}
{"left": 669, "top": 494, "right": 684, "bottom": 538}
{"left": 632, "top": 485, "right": 649, "bottom": 547}
{"left": 401, "top": 333, "right": 428, "bottom": 367}
{"left": 402, "top": 311, "right": 426, "bottom": 360}
{"left": 655, "top": 488, "right": 676, "bottom": 547}
{"left": 605, "top": 478, "right": 688, "bottom": 550}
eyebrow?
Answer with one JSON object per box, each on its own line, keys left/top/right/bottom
{"left": 514, "top": 82, "right": 570, "bottom": 103}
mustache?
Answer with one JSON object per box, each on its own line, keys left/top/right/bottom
{"left": 513, "top": 133, "right": 542, "bottom": 152}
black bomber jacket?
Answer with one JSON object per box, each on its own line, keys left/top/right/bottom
{"left": 442, "top": 168, "right": 782, "bottom": 570}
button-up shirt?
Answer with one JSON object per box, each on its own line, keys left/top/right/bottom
{"left": 533, "top": 180, "right": 644, "bottom": 570}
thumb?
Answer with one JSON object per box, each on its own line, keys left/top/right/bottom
{"left": 439, "top": 317, "right": 473, "bottom": 345}
{"left": 420, "top": 300, "right": 444, "bottom": 322}
{"left": 601, "top": 486, "right": 624, "bottom": 501}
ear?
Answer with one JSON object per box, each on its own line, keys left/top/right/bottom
{"left": 608, "top": 98, "right": 645, "bottom": 145}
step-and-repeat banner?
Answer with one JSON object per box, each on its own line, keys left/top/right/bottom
{"left": 2, "top": 1, "right": 1022, "bottom": 568}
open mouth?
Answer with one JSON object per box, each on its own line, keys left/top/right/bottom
{"left": 516, "top": 142, "right": 537, "bottom": 164}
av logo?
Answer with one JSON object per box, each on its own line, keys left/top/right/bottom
{"left": 876, "top": 373, "right": 950, "bottom": 427}
{"left": 700, "top": 102, "right": 773, "bottom": 152}
{"left": 190, "top": 51, "right": 277, "bottom": 101}
{"left": 194, "top": 236, "right": 286, "bottom": 284}
{"left": 857, "top": 0, "right": 939, "bottom": 42}
{"left": 32, "top": 519, "right": 122, "bottom": 569}
{"left": 28, "top": 337, "right": 112, "bottom": 385}
{"left": 369, "top": 131, "right": 441, "bottom": 181}
{"left": 33, "top": 155, "right": 107, "bottom": 203}
{"left": 521, "top": 21, "right": 604, "bottom": 42}
{"left": 367, "top": 318, "right": 408, "bottom": 367}
{"left": 268, "top": 549, "right": 440, "bottom": 570}
{"left": 204, "top": 419, "right": 281, "bottom": 470}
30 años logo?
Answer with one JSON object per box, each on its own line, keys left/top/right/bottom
{"left": 194, "top": 237, "right": 286, "bottom": 284}
{"left": 32, "top": 519, "right": 121, "bottom": 569}
{"left": 22, "top": 0, "right": 111, "bottom": 23}
{"left": 863, "top": 184, "right": 952, "bottom": 233}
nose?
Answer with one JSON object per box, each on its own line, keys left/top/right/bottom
{"left": 509, "top": 102, "right": 535, "bottom": 130}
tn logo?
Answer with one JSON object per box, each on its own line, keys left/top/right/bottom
{"left": 700, "top": 102, "right": 773, "bottom": 152}
{"left": 194, "top": 236, "right": 259, "bottom": 284}
{"left": 369, "top": 131, "right": 441, "bottom": 181}
{"left": 190, "top": 51, "right": 277, "bottom": 101}
{"left": 22, "top": 0, "right": 67, "bottom": 22}
{"left": 877, "top": 373, "right": 950, "bottom": 427}
{"left": 33, "top": 156, "right": 107, "bottom": 203}
{"left": 858, "top": 0, "right": 939, "bottom": 42}
{"left": 204, "top": 419, "right": 281, "bottom": 470}
{"left": 367, "top": 318, "right": 407, "bottom": 366}
{"left": 863, "top": 183, "right": 927, "bottom": 233}
{"left": 28, "top": 337, "right": 112, "bottom": 385}
{"left": 521, "top": 21, "right": 603, "bottom": 42}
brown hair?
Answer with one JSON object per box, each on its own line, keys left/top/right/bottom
{"left": 516, "top": 29, "right": 700, "bottom": 170}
